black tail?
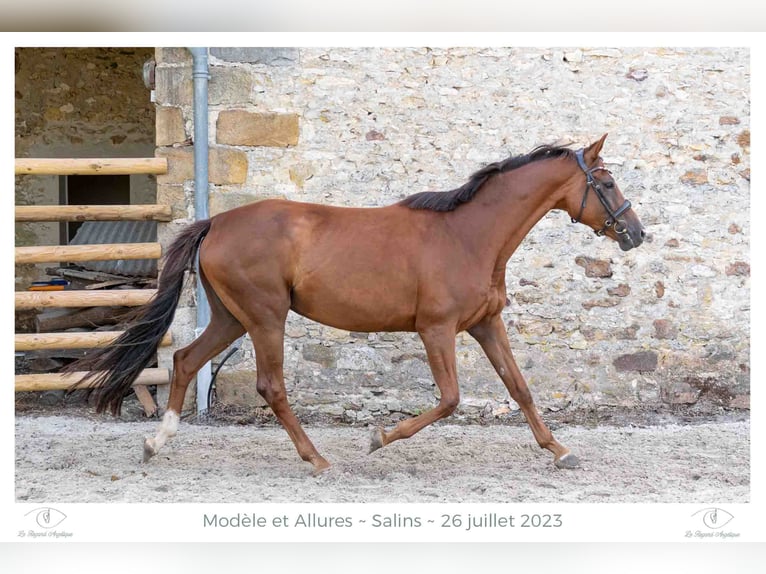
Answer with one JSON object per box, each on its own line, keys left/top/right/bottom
{"left": 67, "top": 219, "right": 212, "bottom": 415}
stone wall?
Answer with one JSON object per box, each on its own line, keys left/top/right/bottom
{"left": 15, "top": 47, "right": 156, "bottom": 289}
{"left": 154, "top": 47, "right": 750, "bottom": 420}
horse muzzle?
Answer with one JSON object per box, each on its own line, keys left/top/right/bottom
{"left": 614, "top": 221, "right": 645, "bottom": 251}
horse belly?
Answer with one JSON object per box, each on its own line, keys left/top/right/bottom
{"left": 290, "top": 269, "right": 417, "bottom": 332}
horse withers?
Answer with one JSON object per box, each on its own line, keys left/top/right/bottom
{"left": 70, "top": 134, "right": 645, "bottom": 472}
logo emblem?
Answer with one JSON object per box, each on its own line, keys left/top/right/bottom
{"left": 24, "top": 507, "right": 68, "bottom": 529}
{"left": 691, "top": 507, "right": 734, "bottom": 530}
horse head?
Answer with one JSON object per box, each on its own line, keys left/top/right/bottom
{"left": 565, "top": 134, "right": 645, "bottom": 251}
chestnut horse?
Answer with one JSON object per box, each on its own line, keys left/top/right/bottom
{"left": 72, "top": 134, "right": 644, "bottom": 472}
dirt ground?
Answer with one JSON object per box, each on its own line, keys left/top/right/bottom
{"left": 15, "top": 403, "right": 749, "bottom": 503}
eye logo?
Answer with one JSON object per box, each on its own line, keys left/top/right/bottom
{"left": 25, "top": 507, "right": 67, "bottom": 529}
{"left": 691, "top": 507, "right": 734, "bottom": 530}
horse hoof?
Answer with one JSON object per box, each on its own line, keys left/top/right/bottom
{"left": 311, "top": 461, "right": 332, "bottom": 477}
{"left": 369, "top": 427, "right": 385, "bottom": 454}
{"left": 143, "top": 438, "right": 157, "bottom": 463}
{"left": 554, "top": 453, "right": 580, "bottom": 469}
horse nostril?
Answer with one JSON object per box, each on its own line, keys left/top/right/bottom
{"left": 640, "top": 228, "right": 646, "bottom": 239}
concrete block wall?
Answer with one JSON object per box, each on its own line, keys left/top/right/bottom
{"left": 153, "top": 47, "right": 749, "bottom": 419}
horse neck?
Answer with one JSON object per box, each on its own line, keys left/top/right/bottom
{"left": 453, "top": 161, "right": 575, "bottom": 271}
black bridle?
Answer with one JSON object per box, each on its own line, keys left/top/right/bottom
{"left": 571, "top": 148, "right": 632, "bottom": 237}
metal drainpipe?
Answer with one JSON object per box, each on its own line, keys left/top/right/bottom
{"left": 188, "top": 47, "right": 212, "bottom": 414}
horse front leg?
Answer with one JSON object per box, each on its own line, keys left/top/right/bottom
{"left": 468, "top": 315, "right": 580, "bottom": 469}
{"left": 370, "top": 325, "right": 460, "bottom": 452}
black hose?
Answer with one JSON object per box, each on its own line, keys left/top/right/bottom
{"left": 206, "top": 339, "right": 243, "bottom": 410}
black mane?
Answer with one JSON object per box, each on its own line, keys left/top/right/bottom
{"left": 400, "top": 144, "right": 575, "bottom": 212}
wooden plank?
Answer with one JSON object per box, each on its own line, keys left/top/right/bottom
{"left": 16, "top": 243, "right": 161, "bottom": 264}
{"left": 84, "top": 279, "right": 133, "bottom": 290}
{"left": 15, "top": 289, "right": 155, "bottom": 309}
{"left": 15, "top": 204, "right": 172, "bottom": 222}
{"left": 35, "top": 307, "right": 127, "bottom": 331}
{"left": 15, "top": 157, "right": 167, "bottom": 176}
{"left": 15, "top": 331, "right": 172, "bottom": 351}
{"left": 45, "top": 267, "right": 148, "bottom": 283}
{"left": 15, "top": 368, "right": 169, "bottom": 392}
{"left": 133, "top": 384, "right": 158, "bottom": 417}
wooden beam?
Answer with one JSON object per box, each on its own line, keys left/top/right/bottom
{"left": 15, "top": 204, "right": 172, "bottom": 222}
{"left": 35, "top": 307, "right": 127, "bottom": 331}
{"left": 15, "top": 331, "right": 172, "bottom": 351}
{"left": 15, "top": 368, "right": 169, "bottom": 392}
{"left": 133, "top": 384, "right": 159, "bottom": 417}
{"left": 15, "top": 289, "right": 155, "bottom": 309}
{"left": 45, "top": 267, "right": 151, "bottom": 284}
{"left": 16, "top": 243, "right": 161, "bottom": 264}
{"left": 15, "top": 157, "right": 167, "bottom": 176}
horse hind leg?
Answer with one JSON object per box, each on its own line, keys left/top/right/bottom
{"left": 202, "top": 264, "right": 330, "bottom": 473}
{"left": 143, "top": 284, "right": 245, "bottom": 462}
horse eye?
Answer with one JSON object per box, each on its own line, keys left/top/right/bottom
{"left": 604, "top": 181, "right": 615, "bottom": 189}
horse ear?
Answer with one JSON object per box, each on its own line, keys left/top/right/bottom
{"left": 584, "top": 133, "right": 608, "bottom": 165}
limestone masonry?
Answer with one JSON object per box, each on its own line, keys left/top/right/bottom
{"left": 110, "top": 47, "right": 758, "bottom": 418}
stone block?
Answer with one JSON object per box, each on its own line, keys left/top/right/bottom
{"left": 302, "top": 344, "right": 337, "bottom": 368}
{"left": 155, "top": 66, "right": 192, "bottom": 106}
{"left": 582, "top": 298, "right": 620, "bottom": 310}
{"left": 730, "top": 395, "right": 750, "bottom": 409}
{"left": 157, "top": 183, "right": 188, "bottom": 220}
{"left": 156, "top": 106, "right": 186, "bottom": 146}
{"left": 155, "top": 48, "right": 192, "bottom": 65}
{"left": 209, "top": 146, "right": 249, "bottom": 185}
{"left": 217, "top": 110, "right": 299, "bottom": 147}
{"left": 517, "top": 319, "right": 553, "bottom": 336}
{"left": 156, "top": 146, "right": 248, "bottom": 185}
{"left": 209, "top": 66, "right": 253, "bottom": 105}
{"left": 613, "top": 351, "right": 659, "bottom": 372}
{"left": 214, "top": 369, "right": 267, "bottom": 407}
{"left": 615, "top": 324, "right": 640, "bottom": 340}
{"left": 681, "top": 169, "right": 708, "bottom": 186}
{"left": 652, "top": 319, "right": 678, "bottom": 340}
{"left": 575, "top": 255, "right": 613, "bottom": 278}
{"left": 337, "top": 346, "right": 390, "bottom": 372}
{"left": 737, "top": 130, "right": 750, "bottom": 149}
{"left": 209, "top": 192, "right": 255, "bottom": 216}
{"left": 211, "top": 47, "right": 298, "bottom": 66}
{"left": 607, "top": 283, "right": 631, "bottom": 297}
{"left": 156, "top": 147, "right": 194, "bottom": 184}
{"left": 288, "top": 163, "right": 315, "bottom": 189}
{"left": 665, "top": 382, "right": 699, "bottom": 404}
{"left": 726, "top": 261, "right": 750, "bottom": 276}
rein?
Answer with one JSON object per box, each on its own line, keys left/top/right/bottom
{"left": 571, "top": 149, "right": 631, "bottom": 236}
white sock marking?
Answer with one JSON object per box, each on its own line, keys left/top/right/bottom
{"left": 150, "top": 410, "right": 179, "bottom": 453}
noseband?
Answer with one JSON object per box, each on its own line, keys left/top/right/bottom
{"left": 571, "top": 149, "right": 632, "bottom": 236}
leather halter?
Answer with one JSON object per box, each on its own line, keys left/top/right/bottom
{"left": 572, "top": 148, "right": 632, "bottom": 236}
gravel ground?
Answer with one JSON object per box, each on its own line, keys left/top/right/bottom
{"left": 15, "top": 412, "right": 749, "bottom": 503}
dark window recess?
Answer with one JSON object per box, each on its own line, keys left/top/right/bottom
{"left": 59, "top": 174, "right": 130, "bottom": 244}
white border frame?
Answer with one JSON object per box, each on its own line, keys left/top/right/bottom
{"left": 3, "top": 32, "right": 761, "bottom": 548}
